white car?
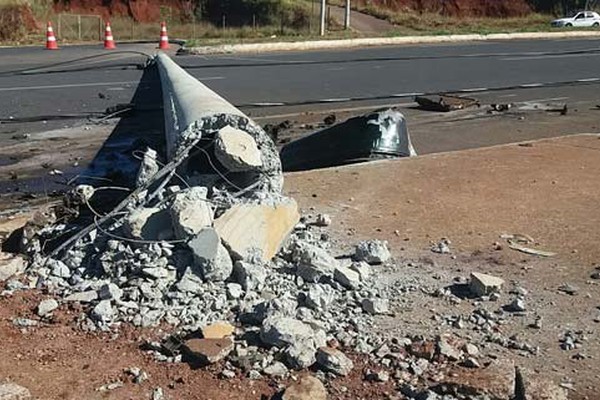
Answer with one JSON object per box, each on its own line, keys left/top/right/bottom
{"left": 551, "top": 11, "right": 600, "bottom": 27}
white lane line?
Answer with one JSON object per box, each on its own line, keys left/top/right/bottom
{"left": 519, "top": 83, "right": 544, "bottom": 88}
{"left": 319, "top": 98, "right": 351, "bottom": 102}
{"left": 392, "top": 92, "right": 424, "bottom": 97}
{"left": 577, "top": 77, "right": 600, "bottom": 82}
{"left": 247, "top": 102, "right": 286, "bottom": 106}
{"left": 460, "top": 87, "right": 488, "bottom": 92}
{"left": 0, "top": 77, "right": 224, "bottom": 92}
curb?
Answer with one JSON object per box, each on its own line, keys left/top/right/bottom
{"left": 183, "top": 30, "right": 600, "bottom": 55}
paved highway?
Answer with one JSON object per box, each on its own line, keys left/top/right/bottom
{"left": 0, "top": 38, "right": 599, "bottom": 131}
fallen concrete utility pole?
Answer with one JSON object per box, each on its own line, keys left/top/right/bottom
{"left": 155, "top": 52, "right": 284, "bottom": 193}
{"left": 48, "top": 54, "right": 296, "bottom": 262}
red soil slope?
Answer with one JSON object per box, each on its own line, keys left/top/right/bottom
{"left": 354, "top": 0, "right": 533, "bottom": 17}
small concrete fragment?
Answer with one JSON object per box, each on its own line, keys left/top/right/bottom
{"left": 354, "top": 240, "right": 390, "bottom": 264}
{"left": 333, "top": 265, "right": 361, "bottom": 289}
{"left": 183, "top": 337, "right": 234, "bottom": 364}
{"left": 169, "top": 186, "right": 213, "bottom": 239}
{"left": 264, "top": 361, "right": 288, "bottom": 377}
{"left": 470, "top": 272, "right": 505, "bottom": 297}
{"left": 316, "top": 347, "right": 354, "bottom": 376}
{"left": 0, "top": 382, "right": 31, "bottom": 400}
{"left": 64, "top": 291, "right": 98, "bottom": 303}
{"left": 214, "top": 126, "right": 263, "bottom": 171}
{"left": 0, "top": 256, "right": 27, "bottom": 281}
{"left": 201, "top": 321, "right": 235, "bottom": 339}
{"left": 315, "top": 213, "right": 331, "bottom": 227}
{"left": 91, "top": 300, "right": 114, "bottom": 323}
{"left": 282, "top": 375, "right": 327, "bottom": 400}
{"left": 214, "top": 199, "right": 299, "bottom": 262}
{"left": 124, "top": 207, "right": 173, "bottom": 241}
{"left": 37, "top": 298, "right": 58, "bottom": 317}
{"left": 98, "top": 283, "right": 123, "bottom": 301}
{"left": 506, "top": 298, "right": 527, "bottom": 312}
{"left": 285, "top": 344, "right": 317, "bottom": 370}
{"left": 188, "top": 228, "right": 233, "bottom": 282}
{"left": 295, "top": 244, "right": 338, "bottom": 283}
{"left": 437, "top": 339, "right": 462, "bottom": 361}
{"left": 233, "top": 261, "right": 267, "bottom": 291}
{"left": 305, "top": 284, "right": 335, "bottom": 310}
{"left": 260, "top": 316, "right": 315, "bottom": 348}
{"left": 361, "top": 298, "right": 389, "bottom": 315}
{"left": 136, "top": 147, "right": 159, "bottom": 186}
{"left": 349, "top": 261, "right": 371, "bottom": 281}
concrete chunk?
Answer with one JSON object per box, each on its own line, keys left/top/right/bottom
{"left": 333, "top": 265, "right": 361, "bottom": 289}
{"left": 136, "top": 147, "right": 159, "bottom": 186}
{"left": 37, "top": 299, "right": 58, "bottom": 317}
{"left": 361, "top": 298, "right": 389, "bottom": 315}
{"left": 169, "top": 187, "right": 213, "bottom": 239}
{"left": 260, "top": 316, "right": 315, "bottom": 348}
{"left": 354, "top": 240, "right": 391, "bottom": 264}
{"left": 214, "top": 199, "right": 299, "bottom": 262}
{"left": 98, "top": 283, "right": 123, "bottom": 301}
{"left": 64, "top": 291, "right": 98, "bottom": 303}
{"left": 295, "top": 244, "right": 338, "bottom": 283}
{"left": 0, "top": 256, "right": 26, "bottom": 281}
{"left": 183, "top": 337, "right": 234, "bottom": 364}
{"left": 233, "top": 260, "right": 267, "bottom": 291}
{"left": 188, "top": 228, "right": 233, "bottom": 282}
{"left": 124, "top": 207, "right": 173, "bottom": 241}
{"left": 470, "top": 272, "right": 505, "bottom": 297}
{"left": 214, "top": 126, "right": 263, "bottom": 171}
{"left": 316, "top": 347, "right": 354, "bottom": 376}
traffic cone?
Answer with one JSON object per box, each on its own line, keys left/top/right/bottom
{"left": 103, "top": 21, "right": 116, "bottom": 50}
{"left": 158, "top": 21, "right": 169, "bottom": 50}
{"left": 45, "top": 21, "right": 58, "bottom": 50}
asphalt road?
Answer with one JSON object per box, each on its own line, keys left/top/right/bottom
{"left": 1, "top": 38, "right": 600, "bottom": 131}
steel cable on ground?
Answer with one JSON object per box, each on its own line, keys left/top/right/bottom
{"left": 0, "top": 51, "right": 153, "bottom": 77}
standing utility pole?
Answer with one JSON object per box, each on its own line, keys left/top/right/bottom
{"left": 320, "top": 0, "right": 326, "bottom": 36}
{"left": 345, "top": 0, "right": 350, "bottom": 30}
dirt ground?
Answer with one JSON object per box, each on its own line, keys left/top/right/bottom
{"left": 1, "top": 96, "right": 600, "bottom": 399}
{"left": 284, "top": 134, "right": 600, "bottom": 399}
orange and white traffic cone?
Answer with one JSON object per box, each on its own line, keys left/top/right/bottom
{"left": 103, "top": 21, "right": 116, "bottom": 50}
{"left": 45, "top": 21, "right": 58, "bottom": 50}
{"left": 158, "top": 21, "right": 169, "bottom": 50}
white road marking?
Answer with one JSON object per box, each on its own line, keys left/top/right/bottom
{"left": 577, "top": 77, "right": 600, "bottom": 82}
{"left": 0, "top": 77, "right": 224, "bottom": 92}
{"left": 519, "top": 83, "right": 544, "bottom": 88}
{"left": 460, "top": 87, "right": 488, "bottom": 92}
{"left": 319, "top": 98, "right": 351, "bottom": 102}
{"left": 392, "top": 92, "right": 424, "bottom": 97}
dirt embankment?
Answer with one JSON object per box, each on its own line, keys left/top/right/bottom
{"left": 352, "top": 0, "right": 533, "bottom": 17}
{"left": 0, "top": 3, "right": 40, "bottom": 41}
{"left": 53, "top": 0, "right": 534, "bottom": 24}
{"left": 52, "top": 0, "right": 191, "bottom": 22}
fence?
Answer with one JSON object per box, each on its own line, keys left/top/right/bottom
{"left": 53, "top": 9, "right": 330, "bottom": 43}
{"left": 57, "top": 14, "right": 103, "bottom": 41}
